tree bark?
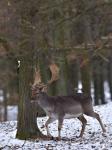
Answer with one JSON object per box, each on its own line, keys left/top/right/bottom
{"left": 81, "top": 63, "right": 91, "bottom": 95}
{"left": 16, "top": 57, "right": 44, "bottom": 140}
{"left": 93, "top": 72, "right": 100, "bottom": 105}
{"left": 66, "top": 60, "right": 79, "bottom": 95}
{"left": 107, "top": 57, "right": 112, "bottom": 100}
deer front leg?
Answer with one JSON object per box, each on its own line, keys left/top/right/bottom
{"left": 78, "top": 115, "right": 87, "bottom": 138}
{"left": 58, "top": 116, "right": 64, "bottom": 140}
{"left": 45, "top": 117, "right": 56, "bottom": 137}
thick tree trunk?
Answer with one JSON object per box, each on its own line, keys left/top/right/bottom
{"left": 16, "top": 57, "right": 44, "bottom": 140}
{"left": 15, "top": 0, "right": 46, "bottom": 139}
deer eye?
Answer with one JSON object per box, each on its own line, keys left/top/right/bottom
{"left": 39, "top": 87, "right": 43, "bottom": 91}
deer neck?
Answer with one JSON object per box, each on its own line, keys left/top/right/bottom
{"left": 37, "top": 92, "right": 49, "bottom": 107}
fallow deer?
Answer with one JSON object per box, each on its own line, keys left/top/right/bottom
{"left": 31, "top": 64, "right": 106, "bottom": 140}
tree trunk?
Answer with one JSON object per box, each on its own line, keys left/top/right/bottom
{"left": 93, "top": 73, "right": 100, "bottom": 105}
{"left": 66, "top": 60, "right": 79, "bottom": 95}
{"left": 92, "top": 58, "right": 106, "bottom": 105}
{"left": 99, "top": 61, "right": 105, "bottom": 104}
{"left": 107, "top": 57, "right": 112, "bottom": 100}
{"left": 16, "top": 57, "right": 44, "bottom": 140}
{"left": 81, "top": 64, "right": 91, "bottom": 95}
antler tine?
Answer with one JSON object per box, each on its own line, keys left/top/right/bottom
{"left": 32, "top": 63, "right": 59, "bottom": 92}
{"left": 33, "top": 67, "right": 42, "bottom": 86}
{"left": 47, "top": 63, "right": 60, "bottom": 85}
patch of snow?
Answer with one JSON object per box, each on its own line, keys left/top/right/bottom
{"left": 7, "top": 106, "right": 18, "bottom": 121}
{"left": 0, "top": 102, "right": 112, "bottom": 150}
{"left": 104, "top": 81, "right": 111, "bottom": 102}
{"left": 0, "top": 90, "right": 3, "bottom": 102}
{"left": 0, "top": 96, "right": 3, "bottom": 102}
{"left": 78, "top": 81, "right": 82, "bottom": 93}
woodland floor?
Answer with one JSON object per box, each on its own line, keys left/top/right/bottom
{"left": 0, "top": 102, "right": 112, "bottom": 150}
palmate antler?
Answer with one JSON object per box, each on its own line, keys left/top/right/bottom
{"left": 33, "top": 68, "right": 42, "bottom": 86}
{"left": 32, "top": 63, "right": 60, "bottom": 91}
{"left": 48, "top": 63, "right": 60, "bottom": 84}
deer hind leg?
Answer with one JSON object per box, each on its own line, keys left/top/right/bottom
{"left": 78, "top": 115, "right": 87, "bottom": 137}
{"left": 85, "top": 111, "right": 106, "bottom": 133}
{"left": 45, "top": 117, "right": 56, "bottom": 137}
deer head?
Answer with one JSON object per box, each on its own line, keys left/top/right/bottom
{"left": 31, "top": 63, "right": 59, "bottom": 99}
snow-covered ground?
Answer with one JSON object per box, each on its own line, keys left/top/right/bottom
{"left": 0, "top": 102, "right": 112, "bottom": 150}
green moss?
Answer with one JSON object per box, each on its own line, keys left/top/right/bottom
{"left": 16, "top": 126, "right": 44, "bottom": 140}
{"left": 16, "top": 131, "right": 30, "bottom": 140}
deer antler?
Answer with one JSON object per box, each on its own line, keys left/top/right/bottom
{"left": 47, "top": 63, "right": 60, "bottom": 85}
{"left": 33, "top": 68, "right": 42, "bottom": 86}
{"left": 32, "top": 63, "right": 59, "bottom": 91}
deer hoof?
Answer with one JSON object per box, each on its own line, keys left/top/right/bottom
{"left": 102, "top": 132, "right": 107, "bottom": 137}
{"left": 79, "top": 134, "right": 83, "bottom": 138}
{"left": 41, "top": 125, "right": 45, "bottom": 129}
{"left": 54, "top": 136, "right": 61, "bottom": 141}
{"left": 47, "top": 133, "right": 52, "bottom": 137}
